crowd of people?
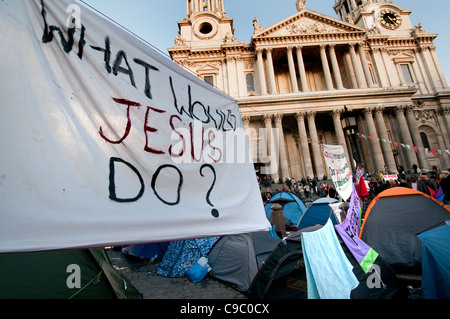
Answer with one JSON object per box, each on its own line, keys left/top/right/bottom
{"left": 259, "top": 175, "right": 338, "bottom": 205}
{"left": 259, "top": 164, "right": 450, "bottom": 206}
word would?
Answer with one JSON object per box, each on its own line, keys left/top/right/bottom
{"left": 40, "top": 0, "right": 238, "bottom": 132}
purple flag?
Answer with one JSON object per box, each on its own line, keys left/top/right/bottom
{"left": 335, "top": 185, "right": 378, "bottom": 273}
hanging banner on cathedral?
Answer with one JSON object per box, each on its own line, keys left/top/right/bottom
{"left": 0, "top": 0, "right": 270, "bottom": 253}
{"left": 321, "top": 144, "right": 353, "bottom": 201}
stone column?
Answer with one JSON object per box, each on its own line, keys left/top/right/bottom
{"left": 395, "top": 106, "right": 418, "bottom": 169}
{"left": 329, "top": 44, "right": 345, "bottom": 90}
{"left": 287, "top": 47, "right": 299, "bottom": 93}
{"left": 266, "top": 48, "right": 278, "bottom": 95}
{"left": 263, "top": 114, "right": 279, "bottom": 180}
{"left": 226, "top": 56, "right": 238, "bottom": 97}
{"left": 358, "top": 43, "right": 374, "bottom": 88}
{"left": 275, "top": 113, "right": 290, "bottom": 180}
{"left": 364, "top": 107, "right": 385, "bottom": 171}
{"left": 434, "top": 109, "right": 450, "bottom": 169}
{"left": 440, "top": 105, "right": 450, "bottom": 143}
{"left": 405, "top": 105, "right": 429, "bottom": 171}
{"left": 307, "top": 111, "right": 325, "bottom": 177}
{"left": 372, "top": 48, "right": 390, "bottom": 88}
{"left": 349, "top": 43, "right": 367, "bottom": 89}
{"left": 438, "top": 105, "right": 450, "bottom": 144}
{"left": 331, "top": 109, "right": 350, "bottom": 161}
{"left": 320, "top": 44, "right": 334, "bottom": 90}
{"left": 256, "top": 48, "right": 267, "bottom": 95}
{"left": 296, "top": 46, "right": 310, "bottom": 92}
{"left": 374, "top": 107, "right": 397, "bottom": 173}
{"left": 295, "top": 112, "right": 314, "bottom": 178}
{"left": 430, "top": 47, "right": 449, "bottom": 89}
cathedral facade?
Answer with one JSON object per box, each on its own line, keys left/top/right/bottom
{"left": 168, "top": 0, "right": 450, "bottom": 180}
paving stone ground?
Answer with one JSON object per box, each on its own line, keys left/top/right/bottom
{"left": 106, "top": 248, "right": 247, "bottom": 299}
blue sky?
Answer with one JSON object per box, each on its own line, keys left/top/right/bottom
{"left": 81, "top": 0, "right": 450, "bottom": 80}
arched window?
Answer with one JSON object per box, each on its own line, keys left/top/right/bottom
{"left": 420, "top": 132, "right": 431, "bottom": 149}
{"left": 246, "top": 73, "right": 255, "bottom": 93}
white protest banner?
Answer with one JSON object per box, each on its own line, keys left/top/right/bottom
{"left": 383, "top": 175, "right": 398, "bottom": 181}
{"left": 0, "top": 0, "right": 270, "bottom": 253}
{"left": 321, "top": 144, "right": 352, "bottom": 201}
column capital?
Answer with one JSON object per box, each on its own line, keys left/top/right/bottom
{"left": 295, "top": 45, "right": 304, "bottom": 52}
{"left": 274, "top": 113, "right": 284, "bottom": 123}
{"left": 374, "top": 106, "right": 386, "bottom": 116}
{"left": 255, "top": 48, "right": 265, "bottom": 54}
{"left": 242, "top": 115, "right": 251, "bottom": 125}
{"left": 363, "top": 107, "right": 374, "bottom": 116}
{"left": 295, "top": 111, "right": 306, "bottom": 121}
{"left": 319, "top": 43, "right": 327, "bottom": 50}
{"left": 263, "top": 113, "right": 273, "bottom": 123}
{"left": 307, "top": 111, "right": 317, "bottom": 120}
{"left": 286, "top": 46, "right": 294, "bottom": 53}
{"left": 405, "top": 105, "right": 416, "bottom": 114}
{"left": 439, "top": 105, "right": 450, "bottom": 115}
{"left": 395, "top": 105, "right": 408, "bottom": 114}
{"left": 332, "top": 108, "right": 344, "bottom": 119}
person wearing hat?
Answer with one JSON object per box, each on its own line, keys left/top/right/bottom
{"left": 417, "top": 173, "right": 437, "bottom": 196}
{"left": 439, "top": 170, "right": 450, "bottom": 204}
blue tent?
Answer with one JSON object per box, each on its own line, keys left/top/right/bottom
{"left": 418, "top": 223, "right": 450, "bottom": 299}
{"left": 122, "top": 242, "right": 170, "bottom": 260}
{"left": 297, "top": 197, "right": 339, "bottom": 231}
{"left": 264, "top": 192, "right": 307, "bottom": 226}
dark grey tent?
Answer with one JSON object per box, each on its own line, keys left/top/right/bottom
{"left": 0, "top": 248, "right": 142, "bottom": 299}
{"left": 249, "top": 225, "right": 408, "bottom": 299}
{"left": 208, "top": 232, "right": 280, "bottom": 293}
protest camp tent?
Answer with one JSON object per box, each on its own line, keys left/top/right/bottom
{"left": 418, "top": 223, "right": 450, "bottom": 299}
{"left": 248, "top": 224, "right": 408, "bottom": 299}
{"left": 360, "top": 187, "right": 450, "bottom": 273}
{"left": 122, "top": 242, "right": 170, "bottom": 261}
{"left": 208, "top": 232, "right": 281, "bottom": 292}
{"left": 296, "top": 197, "right": 339, "bottom": 230}
{"left": 156, "top": 237, "right": 219, "bottom": 278}
{"left": 265, "top": 192, "right": 307, "bottom": 227}
{"left": 0, "top": 248, "right": 142, "bottom": 299}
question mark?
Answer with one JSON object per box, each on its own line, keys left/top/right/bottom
{"left": 200, "top": 164, "right": 219, "bottom": 218}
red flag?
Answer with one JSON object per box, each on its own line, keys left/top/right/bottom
{"left": 356, "top": 176, "right": 369, "bottom": 200}
{"left": 412, "top": 146, "right": 418, "bottom": 153}
{"left": 428, "top": 187, "right": 436, "bottom": 198}
{"left": 431, "top": 149, "right": 437, "bottom": 156}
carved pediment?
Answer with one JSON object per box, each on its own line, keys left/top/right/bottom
{"left": 196, "top": 63, "right": 220, "bottom": 74}
{"left": 253, "top": 9, "right": 366, "bottom": 39}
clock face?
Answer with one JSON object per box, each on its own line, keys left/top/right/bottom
{"left": 379, "top": 9, "right": 402, "bottom": 30}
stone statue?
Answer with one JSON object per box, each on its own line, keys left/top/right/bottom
{"left": 296, "top": 0, "right": 306, "bottom": 11}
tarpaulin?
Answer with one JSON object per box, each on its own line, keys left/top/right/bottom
{"left": 301, "top": 220, "right": 359, "bottom": 299}
{"left": 418, "top": 223, "right": 450, "bottom": 299}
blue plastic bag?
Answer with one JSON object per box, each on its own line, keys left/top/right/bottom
{"left": 186, "top": 257, "right": 211, "bottom": 283}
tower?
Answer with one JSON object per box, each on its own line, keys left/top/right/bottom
{"left": 333, "top": 0, "right": 414, "bottom": 35}
{"left": 174, "top": 0, "right": 237, "bottom": 50}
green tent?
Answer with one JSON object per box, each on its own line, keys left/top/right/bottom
{"left": 0, "top": 248, "right": 142, "bottom": 299}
